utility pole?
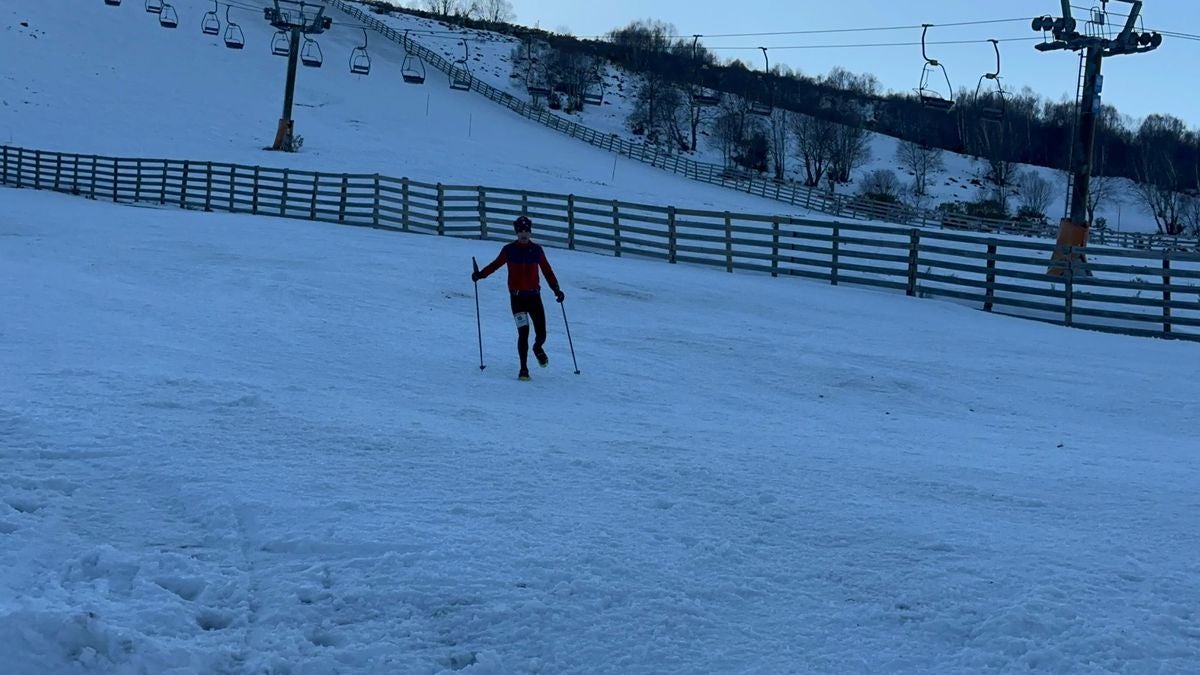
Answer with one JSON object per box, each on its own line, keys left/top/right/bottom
{"left": 1032, "top": 0, "right": 1161, "bottom": 274}
{"left": 264, "top": 1, "right": 332, "bottom": 152}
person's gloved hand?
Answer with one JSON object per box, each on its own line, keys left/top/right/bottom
{"left": 471, "top": 271, "right": 481, "bottom": 282}
{"left": 554, "top": 289, "right": 565, "bottom": 303}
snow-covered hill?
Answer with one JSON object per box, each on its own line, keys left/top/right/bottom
{"left": 0, "top": 0, "right": 803, "bottom": 216}
{"left": 350, "top": 1, "right": 1160, "bottom": 234}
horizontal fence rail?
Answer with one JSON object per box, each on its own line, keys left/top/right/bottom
{"left": 3, "top": 144, "right": 1198, "bottom": 343}
{"left": 329, "top": 0, "right": 1200, "bottom": 253}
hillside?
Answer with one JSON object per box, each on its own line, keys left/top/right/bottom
{"left": 0, "top": 0, "right": 805, "bottom": 216}
{"left": 359, "top": 2, "right": 1163, "bottom": 234}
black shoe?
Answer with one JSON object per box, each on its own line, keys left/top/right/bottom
{"left": 533, "top": 345, "right": 549, "bottom": 368}
{"left": 518, "top": 367, "right": 530, "bottom": 381}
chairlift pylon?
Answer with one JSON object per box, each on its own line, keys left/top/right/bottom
{"left": 158, "top": 3, "right": 178, "bottom": 28}
{"left": 145, "top": 0, "right": 162, "bottom": 14}
{"left": 917, "top": 24, "right": 955, "bottom": 112}
{"left": 201, "top": 0, "right": 220, "bottom": 36}
{"left": 271, "top": 29, "right": 291, "bottom": 57}
{"left": 301, "top": 37, "right": 323, "bottom": 68}
{"left": 350, "top": 28, "right": 371, "bottom": 75}
{"left": 449, "top": 38, "right": 471, "bottom": 91}
{"left": 223, "top": 5, "right": 244, "bottom": 49}
{"left": 400, "top": 30, "right": 426, "bottom": 84}
{"left": 975, "top": 39, "right": 1007, "bottom": 124}
{"left": 746, "top": 46, "right": 772, "bottom": 117}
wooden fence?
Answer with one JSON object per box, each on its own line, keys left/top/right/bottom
{"left": 2, "top": 144, "right": 1198, "bottom": 342}
{"left": 329, "top": 0, "right": 1200, "bottom": 253}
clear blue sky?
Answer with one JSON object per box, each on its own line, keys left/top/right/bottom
{"left": 512, "top": 0, "right": 1200, "bottom": 128}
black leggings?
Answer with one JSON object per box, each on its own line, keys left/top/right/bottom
{"left": 510, "top": 293, "right": 547, "bottom": 367}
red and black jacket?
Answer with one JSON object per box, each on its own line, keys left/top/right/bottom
{"left": 478, "top": 241, "right": 560, "bottom": 295}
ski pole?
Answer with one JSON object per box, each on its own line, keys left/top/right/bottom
{"left": 559, "top": 300, "right": 580, "bottom": 375}
{"left": 472, "top": 257, "right": 486, "bottom": 371}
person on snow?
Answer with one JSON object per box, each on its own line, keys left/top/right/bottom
{"left": 472, "top": 215, "right": 565, "bottom": 380}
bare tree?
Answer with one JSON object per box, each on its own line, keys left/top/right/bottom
{"left": 629, "top": 73, "right": 686, "bottom": 150}
{"left": 828, "top": 120, "right": 870, "bottom": 187}
{"left": 547, "top": 49, "right": 598, "bottom": 112}
{"left": 423, "top": 0, "right": 461, "bottom": 16}
{"left": 1016, "top": 170, "right": 1053, "bottom": 220}
{"left": 1086, "top": 174, "right": 1119, "bottom": 226}
{"left": 895, "top": 140, "right": 944, "bottom": 196}
{"left": 474, "top": 0, "right": 514, "bottom": 24}
{"left": 1132, "top": 180, "right": 1187, "bottom": 235}
{"left": 791, "top": 114, "right": 835, "bottom": 187}
{"left": 1182, "top": 195, "right": 1200, "bottom": 237}
{"left": 767, "top": 108, "right": 789, "bottom": 180}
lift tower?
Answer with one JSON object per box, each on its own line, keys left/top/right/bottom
{"left": 264, "top": 0, "right": 332, "bottom": 151}
{"left": 1032, "top": 0, "right": 1160, "bottom": 273}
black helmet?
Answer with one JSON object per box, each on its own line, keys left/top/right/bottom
{"left": 513, "top": 216, "right": 533, "bottom": 232}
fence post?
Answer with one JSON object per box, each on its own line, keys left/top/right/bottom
{"left": 201, "top": 162, "right": 212, "bottom": 211}
{"left": 402, "top": 177, "right": 410, "bottom": 231}
{"left": 1064, "top": 246, "right": 1074, "bottom": 327}
{"left": 34, "top": 151, "right": 41, "bottom": 191}
{"left": 133, "top": 159, "right": 143, "bottom": 202}
{"left": 338, "top": 175, "right": 349, "bottom": 223}
{"left": 906, "top": 229, "right": 921, "bottom": 297}
{"left": 281, "top": 169, "right": 290, "bottom": 216}
{"left": 228, "top": 165, "right": 235, "bottom": 212}
{"left": 612, "top": 201, "right": 621, "bottom": 257}
{"left": 725, "top": 212, "right": 734, "bottom": 273}
{"left": 89, "top": 155, "right": 97, "bottom": 199}
{"left": 158, "top": 160, "right": 166, "bottom": 204}
{"left": 831, "top": 223, "right": 840, "bottom": 286}
{"left": 1, "top": 146, "right": 7, "bottom": 185}
{"left": 251, "top": 166, "right": 260, "bottom": 215}
{"left": 984, "top": 243, "right": 997, "bottom": 312}
{"left": 567, "top": 194, "right": 576, "bottom": 250}
{"left": 478, "top": 187, "right": 487, "bottom": 239}
{"left": 16, "top": 147, "right": 24, "bottom": 188}
{"left": 1163, "top": 251, "right": 1172, "bottom": 337}
{"left": 771, "top": 220, "right": 780, "bottom": 278}
{"left": 180, "top": 160, "right": 190, "bottom": 208}
{"left": 111, "top": 157, "right": 119, "bottom": 202}
{"left": 310, "top": 173, "right": 320, "bottom": 220}
{"left": 372, "top": 174, "right": 380, "bottom": 228}
{"left": 54, "top": 153, "right": 63, "bottom": 192}
{"left": 437, "top": 183, "right": 445, "bottom": 235}
{"left": 667, "top": 206, "right": 677, "bottom": 264}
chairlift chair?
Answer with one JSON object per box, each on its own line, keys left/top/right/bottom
{"left": 975, "top": 39, "right": 1006, "bottom": 124}
{"left": 580, "top": 66, "right": 604, "bottom": 105}
{"left": 223, "top": 6, "right": 244, "bottom": 49}
{"left": 105, "top": 0, "right": 121, "bottom": 7}
{"left": 301, "top": 37, "right": 323, "bottom": 68}
{"left": 746, "top": 47, "right": 773, "bottom": 117}
{"left": 449, "top": 39, "right": 471, "bottom": 91}
{"left": 689, "top": 39, "right": 721, "bottom": 107}
{"left": 158, "top": 3, "right": 178, "bottom": 28}
{"left": 525, "top": 59, "right": 551, "bottom": 97}
{"left": 917, "top": 24, "right": 955, "bottom": 112}
{"left": 201, "top": 0, "right": 220, "bottom": 36}
{"left": 271, "top": 30, "right": 290, "bottom": 57}
{"left": 350, "top": 29, "right": 371, "bottom": 75}
{"left": 145, "top": 0, "right": 162, "bottom": 14}
{"left": 400, "top": 32, "right": 426, "bottom": 84}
